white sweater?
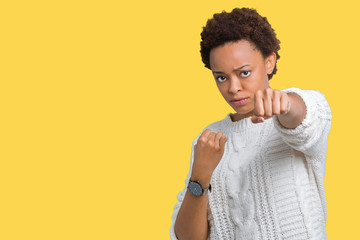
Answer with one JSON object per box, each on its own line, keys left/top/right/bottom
{"left": 170, "top": 88, "right": 332, "bottom": 240}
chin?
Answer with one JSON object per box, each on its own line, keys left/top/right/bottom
{"left": 233, "top": 108, "right": 255, "bottom": 118}
{"left": 233, "top": 106, "right": 253, "bottom": 114}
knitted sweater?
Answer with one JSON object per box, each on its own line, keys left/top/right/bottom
{"left": 170, "top": 88, "right": 332, "bottom": 240}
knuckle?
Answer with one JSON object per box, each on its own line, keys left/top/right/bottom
{"left": 281, "top": 92, "right": 289, "bottom": 100}
{"left": 281, "top": 105, "right": 288, "bottom": 112}
{"left": 198, "top": 138, "right": 206, "bottom": 144}
{"left": 273, "top": 90, "right": 280, "bottom": 98}
{"left": 256, "top": 90, "right": 263, "bottom": 97}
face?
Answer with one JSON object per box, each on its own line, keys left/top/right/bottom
{"left": 209, "top": 40, "right": 276, "bottom": 121}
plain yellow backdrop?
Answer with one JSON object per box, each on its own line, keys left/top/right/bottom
{"left": 0, "top": 0, "right": 359, "bottom": 239}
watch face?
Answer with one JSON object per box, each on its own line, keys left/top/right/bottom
{"left": 188, "top": 181, "right": 202, "bottom": 197}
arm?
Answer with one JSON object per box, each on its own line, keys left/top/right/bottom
{"left": 272, "top": 88, "right": 332, "bottom": 169}
{"left": 251, "top": 87, "right": 306, "bottom": 129}
{"left": 174, "top": 187, "right": 210, "bottom": 240}
{"left": 251, "top": 87, "right": 332, "bottom": 168}
{"left": 171, "top": 129, "right": 227, "bottom": 240}
{"left": 277, "top": 92, "right": 306, "bottom": 129}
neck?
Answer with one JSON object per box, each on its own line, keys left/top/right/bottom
{"left": 230, "top": 111, "right": 254, "bottom": 122}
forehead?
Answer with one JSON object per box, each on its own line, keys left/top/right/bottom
{"left": 209, "top": 40, "right": 263, "bottom": 71}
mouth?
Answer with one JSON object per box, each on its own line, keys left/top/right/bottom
{"left": 230, "top": 97, "right": 249, "bottom": 107}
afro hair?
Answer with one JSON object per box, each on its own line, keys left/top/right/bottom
{"left": 200, "top": 8, "right": 281, "bottom": 80}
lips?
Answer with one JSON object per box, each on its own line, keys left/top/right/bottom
{"left": 230, "top": 97, "right": 249, "bottom": 107}
{"left": 231, "top": 97, "right": 248, "bottom": 102}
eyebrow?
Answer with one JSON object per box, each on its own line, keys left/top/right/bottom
{"left": 212, "top": 64, "right": 250, "bottom": 74}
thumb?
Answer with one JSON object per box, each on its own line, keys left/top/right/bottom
{"left": 220, "top": 135, "right": 227, "bottom": 149}
{"left": 251, "top": 115, "right": 265, "bottom": 124}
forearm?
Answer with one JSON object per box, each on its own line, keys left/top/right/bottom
{"left": 277, "top": 92, "right": 306, "bottom": 129}
{"left": 174, "top": 189, "right": 209, "bottom": 240}
{"left": 174, "top": 129, "right": 226, "bottom": 239}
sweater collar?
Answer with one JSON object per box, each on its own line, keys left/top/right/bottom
{"left": 222, "top": 113, "right": 270, "bottom": 132}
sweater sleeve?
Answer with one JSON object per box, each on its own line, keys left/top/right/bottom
{"left": 170, "top": 137, "right": 198, "bottom": 240}
{"left": 272, "top": 87, "right": 332, "bottom": 179}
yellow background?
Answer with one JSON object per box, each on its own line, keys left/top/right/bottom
{"left": 0, "top": 0, "right": 359, "bottom": 239}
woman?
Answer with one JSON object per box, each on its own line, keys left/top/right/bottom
{"left": 171, "top": 8, "right": 332, "bottom": 240}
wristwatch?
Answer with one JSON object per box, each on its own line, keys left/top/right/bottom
{"left": 187, "top": 179, "right": 211, "bottom": 197}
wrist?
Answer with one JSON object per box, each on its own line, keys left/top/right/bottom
{"left": 187, "top": 179, "right": 212, "bottom": 197}
{"left": 278, "top": 92, "right": 306, "bottom": 129}
{"left": 190, "top": 173, "right": 211, "bottom": 188}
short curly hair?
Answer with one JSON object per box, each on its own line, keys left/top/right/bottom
{"left": 200, "top": 8, "right": 281, "bottom": 80}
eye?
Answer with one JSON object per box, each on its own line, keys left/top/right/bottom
{"left": 240, "top": 71, "right": 251, "bottom": 78}
{"left": 216, "top": 76, "right": 227, "bottom": 83}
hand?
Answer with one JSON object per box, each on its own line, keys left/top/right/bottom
{"left": 191, "top": 129, "right": 227, "bottom": 185}
{"left": 251, "top": 88, "right": 291, "bottom": 123}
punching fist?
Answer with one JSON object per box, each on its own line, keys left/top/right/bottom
{"left": 191, "top": 129, "right": 227, "bottom": 185}
{"left": 251, "top": 88, "right": 291, "bottom": 123}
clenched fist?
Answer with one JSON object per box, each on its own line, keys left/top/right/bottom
{"left": 191, "top": 129, "right": 227, "bottom": 186}
{"left": 251, "top": 88, "right": 291, "bottom": 123}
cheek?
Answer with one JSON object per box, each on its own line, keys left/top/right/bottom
{"left": 217, "top": 84, "right": 229, "bottom": 97}
{"left": 259, "top": 66, "right": 270, "bottom": 80}
{"left": 251, "top": 71, "right": 269, "bottom": 88}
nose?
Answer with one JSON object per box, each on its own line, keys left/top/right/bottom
{"left": 228, "top": 77, "right": 242, "bottom": 94}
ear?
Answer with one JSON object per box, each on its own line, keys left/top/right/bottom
{"left": 265, "top": 52, "right": 276, "bottom": 75}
